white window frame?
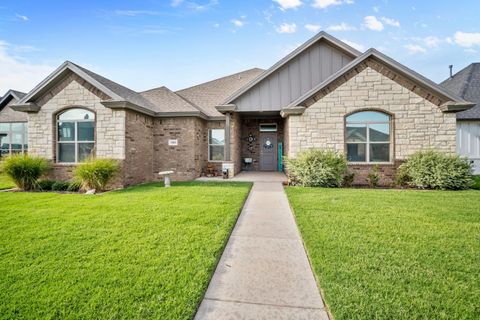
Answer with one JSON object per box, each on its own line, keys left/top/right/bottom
{"left": 56, "top": 109, "right": 95, "bottom": 164}
{"left": 208, "top": 128, "right": 225, "bottom": 162}
{"left": 259, "top": 123, "right": 278, "bottom": 132}
{"left": 346, "top": 112, "right": 392, "bottom": 164}
{"left": 0, "top": 122, "right": 28, "bottom": 156}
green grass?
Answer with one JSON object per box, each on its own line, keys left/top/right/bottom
{"left": 0, "top": 181, "right": 251, "bottom": 319}
{"left": 473, "top": 175, "right": 480, "bottom": 189}
{"left": 286, "top": 187, "right": 480, "bottom": 320}
{"left": 0, "top": 171, "right": 15, "bottom": 189}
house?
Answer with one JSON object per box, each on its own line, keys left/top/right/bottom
{"left": 440, "top": 63, "right": 480, "bottom": 174}
{"left": 0, "top": 90, "right": 28, "bottom": 157}
{"left": 9, "top": 31, "right": 474, "bottom": 186}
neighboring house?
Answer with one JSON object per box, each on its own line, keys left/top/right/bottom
{"left": 0, "top": 90, "right": 28, "bottom": 157}
{"left": 10, "top": 31, "right": 474, "bottom": 186}
{"left": 440, "top": 63, "right": 480, "bottom": 174}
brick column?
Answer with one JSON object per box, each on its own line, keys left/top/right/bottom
{"left": 224, "top": 112, "right": 231, "bottom": 161}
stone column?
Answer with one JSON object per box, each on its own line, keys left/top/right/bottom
{"left": 224, "top": 112, "right": 231, "bottom": 161}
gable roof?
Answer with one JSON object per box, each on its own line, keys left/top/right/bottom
{"left": 140, "top": 86, "right": 203, "bottom": 115}
{"left": 283, "top": 48, "right": 472, "bottom": 115}
{"left": 0, "top": 89, "right": 26, "bottom": 109}
{"left": 440, "top": 63, "right": 480, "bottom": 120}
{"left": 221, "top": 32, "right": 362, "bottom": 107}
{"left": 175, "top": 68, "right": 264, "bottom": 117}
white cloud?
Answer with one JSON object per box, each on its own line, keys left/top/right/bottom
{"left": 273, "top": 0, "right": 302, "bottom": 10}
{"left": 454, "top": 31, "right": 480, "bottom": 48}
{"left": 327, "top": 22, "right": 355, "bottom": 31}
{"left": 171, "top": 0, "right": 184, "bottom": 6}
{"left": 464, "top": 48, "right": 478, "bottom": 54}
{"left": 404, "top": 44, "right": 427, "bottom": 54}
{"left": 373, "top": 6, "right": 379, "bottom": 13}
{"left": 423, "top": 36, "right": 440, "bottom": 48}
{"left": 312, "top": 0, "right": 353, "bottom": 9}
{"left": 305, "top": 24, "right": 321, "bottom": 32}
{"left": 363, "top": 16, "right": 383, "bottom": 31}
{"left": 276, "top": 23, "right": 297, "bottom": 34}
{"left": 15, "top": 13, "right": 29, "bottom": 21}
{"left": 231, "top": 19, "right": 244, "bottom": 27}
{"left": 0, "top": 41, "right": 55, "bottom": 94}
{"left": 341, "top": 39, "right": 365, "bottom": 51}
{"left": 380, "top": 16, "right": 400, "bottom": 27}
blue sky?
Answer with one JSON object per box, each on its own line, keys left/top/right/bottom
{"left": 1, "top": 0, "right": 479, "bottom": 94}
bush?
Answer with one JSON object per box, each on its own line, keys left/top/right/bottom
{"left": 367, "top": 165, "right": 380, "bottom": 188}
{"left": 67, "top": 180, "right": 82, "bottom": 192}
{"left": 74, "top": 158, "right": 119, "bottom": 191}
{"left": 52, "top": 181, "right": 70, "bottom": 191}
{"left": 342, "top": 171, "right": 355, "bottom": 187}
{"left": 285, "top": 149, "right": 348, "bottom": 187}
{"left": 37, "top": 180, "right": 56, "bottom": 191}
{"left": 2, "top": 154, "right": 50, "bottom": 190}
{"left": 473, "top": 176, "right": 480, "bottom": 190}
{"left": 398, "top": 150, "right": 473, "bottom": 190}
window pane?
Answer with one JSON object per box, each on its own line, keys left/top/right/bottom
{"left": 11, "top": 133, "right": 23, "bottom": 150}
{"left": 369, "top": 123, "right": 390, "bottom": 142}
{"left": 58, "top": 122, "right": 75, "bottom": 141}
{"left": 1, "top": 133, "right": 10, "bottom": 150}
{"left": 78, "top": 122, "right": 94, "bottom": 141}
{"left": 259, "top": 124, "right": 277, "bottom": 132}
{"left": 58, "top": 143, "right": 75, "bottom": 162}
{"left": 346, "top": 124, "right": 367, "bottom": 142}
{"left": 209, "top": 129, "right": 225, "bottom": 145}
{"left": 347, "top": 111, "right": 389, "bottom": 123}
{"left": 0, "top": 123, "right": 9, "bottom": 131}
{"left": 209, "top": 145, "right": 224, "bottom": 161}
{"left": 58, "top": 109, "right": 95, "bottom": 121}
{"left": 370, "top": 143, "right": 390, "bottom": 162}
{"left": 347, "top": 143, "right": 366, "bottom": 162}
{"left": 11, "top": 123, "right": 25, "bottom": 131}
{"left": 78, "top": 143, "right": 94, "bottom": 162}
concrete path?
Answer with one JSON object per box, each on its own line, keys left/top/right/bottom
{"left": 195, "top": 181, "right": 329, "bottom": 320}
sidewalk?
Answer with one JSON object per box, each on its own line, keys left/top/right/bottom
{"left": 195, "top": 181, "right": 329, "bottom": 319}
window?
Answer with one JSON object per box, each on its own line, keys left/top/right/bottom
{"left": 0, "top": 122, "right": 28, "bottom": 157}
{"left": 346, "top": 111, "right": 391, "bottom": 163}
{"left": 57, "top": 108, "right": 95, "bottom": 163}
{"left": 259, "top": 123, "right": 277, "bottom": 132}
{"left": 208, "top": 129, "right": 224, "bottom": 161}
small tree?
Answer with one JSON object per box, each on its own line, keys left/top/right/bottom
{"left": 366, "top": 165, "right": 380, "bottom": 188}
{"left": 2, "top": 154, "right": 50, "bottom": 190}
{"left": 74, "top": 158, "right": 119, "bottom": 191}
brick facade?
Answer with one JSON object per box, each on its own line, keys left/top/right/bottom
{"left": 287, "top": 66, "right": 457, "bottom": 186}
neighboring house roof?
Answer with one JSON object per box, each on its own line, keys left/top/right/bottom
{"left": 0, "top": 90, "right": 26, "bottom": 109}
{"left": 175, "top": 68, "right": 264, "bottom": 117}
{"left": 281, "top": 48, "right": 472, "bottom": 116}
{"left": 439, "top": 63, "right": 480, "bottom": 120}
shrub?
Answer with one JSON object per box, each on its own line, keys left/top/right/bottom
{"left": 398, "top": 150, "right": 473, "bottom": 190}
{"left": 285, "top": 149, "right": 347, "bottom": 187}
{"left": 67, "top": 180, "right": 82, "bottom": 192}
{"left": 74, "top": 158, "right": 119, "bottom": 191}
{"left": 473, "top": 176, "right": 480, "bottom": 190}
{"left": 367, "top": 165, "right": 380, "bottom": 188}
{"left": 2, "top": 154, "right": 50, "bottom": 190}
{"left": 37, "top": 180, "right": 56, "bottom": 191}
{"left": 52, "top": 181, "right": 70, "bottom": 191}
{"left": 394, "top": 165, "right": 410, "bottom": 187}
{"left": 342, "top": 171, "right": 355, "bottom": 187}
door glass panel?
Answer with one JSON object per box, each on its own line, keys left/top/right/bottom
{"left": 347, "top": 143, "right": 366, "bottom": 162}
{"left": 78, "top": 143, "right": 94, "bottom": 162}
{"left": 58, "top": 122, "right": 75, "bottom": 141}
{"left": 78, "top": 122, "right": 94, "bottom": 141}
{"left": 346, "top": 124, "right": 367, "bottom": 142}
{"left": 370, "top": 143, "right": 390, "bottom": 162}
{"left": 58, "top": 143, "right": 75, "bottom": 162}
{"left": 369, "top": 124, "right": 390, "bottom": 142}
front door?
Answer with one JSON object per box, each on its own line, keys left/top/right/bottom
{"left": 260, "top": 132, "right": 277, "bottom": 171}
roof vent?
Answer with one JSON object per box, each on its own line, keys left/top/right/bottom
{"left": 449, "top": 65, "right": 453, "bottom": 78}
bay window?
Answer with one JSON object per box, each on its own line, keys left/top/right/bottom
{"left": 208, "top": 129, "right": 225, "bottom": 161}
{"left": 346, "top": 111, "right": 391, "bottom": 163}
{"left": 57, "top": 108, "right": 95, "bottom": 163}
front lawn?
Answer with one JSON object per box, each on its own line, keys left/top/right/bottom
{"left": 286, "top": 188, "right": 480, "bottom": 320}
{"left": 0, "top": 182, "right": 251, "bottom": 319}
{"left": 0, "top": 171, "right": 14, "bottom": 190}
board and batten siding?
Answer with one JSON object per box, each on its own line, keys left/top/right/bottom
{"left": 233, "top": 41, "right": 354, "bottom": 112}
{"left": 457, "top": 121, "right": 480, "bottom": 174}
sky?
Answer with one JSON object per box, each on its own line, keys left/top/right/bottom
{"left": 0, "top": 0, "right": 479, "bottom": 94}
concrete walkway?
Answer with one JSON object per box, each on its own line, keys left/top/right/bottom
{"left": 195, "top": 181, "right": 328, "bottom": 319}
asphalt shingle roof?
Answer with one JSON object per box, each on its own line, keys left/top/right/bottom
{"left": 440, "top": 63, "right": 480, "bottom": 120}
{"left": 175, "top": 68, "right": 264, "bottom": 117}
{"left": 140, "top": 86, "right": 199, "bottom": 113}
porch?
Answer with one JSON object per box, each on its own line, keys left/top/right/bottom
{"left": 197, "top": 171, "right": 287, "bottom": 183}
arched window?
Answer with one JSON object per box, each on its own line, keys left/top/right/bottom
{"left": 57, "top": 108, "right": 95, "bottom": 163}
{"left": 345, "top": 111, "right": 391, "bottom": 163}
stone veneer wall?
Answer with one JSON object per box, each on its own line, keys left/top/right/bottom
{"left": 124, "top": 110, "right": 154, "bottom": 186}
{"left": 287, "top": 66, "right": 457, "bottom": 185}
{"left": 27, "top": 72, "right": 127, "bottom": 185}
